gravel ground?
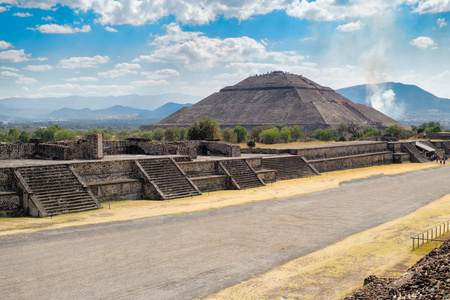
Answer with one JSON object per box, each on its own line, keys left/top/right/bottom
{"left": 1, "top": 166, "right": 450, "bottom": 300}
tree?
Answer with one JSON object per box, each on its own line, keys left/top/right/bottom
{"left": 187, "top": 117, "right": 220, "bottom": 140}
{"left": 233, "top": 126, "right": 247, "bottom": 143}
{"left": 116, "top": 129, "right": 130, "bottom": 140}
{"left": 141, "top": 131, "right": 153, "bottom": 139}
{"left": 164, "top": 127, "right": 179, "bottom": 141}
{"left": 279, "top": 127, "right": 291, "bottom": 143}
{"left": 178, "top": 127, "right": 187, "bottom": 140}
{"left": 42, "top": 125, "right": 62, "bottom": 142}
{"left": 152, "top": 128, "right": 165, "bottom": 141}
{"left": 259, "top": 128, "right": 280, "bottom": 144}
{"left": 288, "top": 125, "right": 305, "bottom": 141}
{"left": 7, "top": 128, "right": 20, "bottom": 142}
{"left": 222, "top": 128, "right": 238, "bottom": 143}
{"left": 54, "top": 129, "right": 77, "bottom": 141}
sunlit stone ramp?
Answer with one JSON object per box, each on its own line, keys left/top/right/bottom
{"left": 261, "top": 155, "right": 319, "bottom": 180}
{"left": 136, "top": 158, "right": 202, "bottom": 200}
{"left": 220, "top": 159, "right": 265, "bottom": 189}
{"left": 14, "top": 164, "right": 101, "bottom": 217}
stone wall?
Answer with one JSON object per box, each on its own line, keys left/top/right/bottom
{"left": 190, "top": 175, "right": 228, "bottom": 192}
{"left": 292, "top": 142, "right": 388, "bottom": 160}
{"left": 309, "top": 151, "right": 393, "bottom": 172}
{"left": 426, "top": 132, "right": 450, "bottom": 140}
{"left": 0, "top": 143, "right": 35, "bottom": 160}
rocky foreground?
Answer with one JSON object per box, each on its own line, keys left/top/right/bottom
{"left": 345, "top": 239, "right": 450, "bottom": 299}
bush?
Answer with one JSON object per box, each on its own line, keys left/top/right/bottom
{"left": 289, "top": 125, "right": 305, "bottom": 141}
{"left": 164, "top": 127, "right": 180, "bottom": 141}
{"left": 312, "top": 128, "right": 337, "bottom": 141}
{"left": 222, "top": 128, "right": 238, "bottom": 143}
{"left": 247, "top": 140, "right": 256, "bottom": 148}
{"left": 152, "top": 128, "right": 165, "bottom": 141}
{"left": 187, "top": 116, "right": 220, "bottom": 140}
{"left": 233, "top": 126, "right": 247, "bottom": 143}
{"left": 54, "top": 129, "right": 77, "bottom": 141}
{"left": 259, "top": 128, "right": 280, "bottom": 144}
{"left": 279, "top": 127, "right": 291, "bottom": 143}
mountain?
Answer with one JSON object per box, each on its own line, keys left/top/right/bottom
{"left": 0, "top": 93, "right": 200, "bottom": 111}
{"left": 144, "top": 71, "right": 408, "bottom": 134}
{"left": 47, "top": 103, "right": 192, "bottom": 121}
{"left": 336, "top": 82, "right": 450, "bottom": 125}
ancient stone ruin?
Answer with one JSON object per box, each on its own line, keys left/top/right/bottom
{"left": 345, "top": 239, "right": 450, "bottom": 299}
{"left": 1, "top": 135, "right": 448, "bottom": 218}
{"left": 142, "top": 71, "right": 409, "bottom": 135}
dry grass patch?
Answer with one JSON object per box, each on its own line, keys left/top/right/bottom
{"left": 206, "top": 190, "right": 450, "bottom": 300}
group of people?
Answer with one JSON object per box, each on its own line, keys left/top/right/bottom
{"left": 431, "top": 154, "right": 448, "bottom": 164}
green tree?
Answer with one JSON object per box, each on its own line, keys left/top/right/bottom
{"left": 42, "top": 125, "right": 62, "bottom": 142}
{"left": 259, "top": 128, "right": 280, "bottom": 144}
{"left": 116, "top": 129, "right": 130, "bottom": 140}
{"left": 233, "top": 126, "right": 247, "bottom": 143}
{"left": 141, "top": 131, "right": 153, "bottom": 139}
{"left": 178, "top": 127, "right": 187, "bottom": 140}
{"left": 19, "top": 131, "right": 30, "bottom": 143}
{"left": 152, "top": 128, "right": 165, "bottom": 141}
{"left": 222, "top": 128, "right": 238, "bottom": 143}
{"left": 319, "top": 129, "right": 335, "bottom": 141}
{"left": 288, "top": 125, "right": 305, "bottom": 141}
{"left": 279, "top": 127, "right": 291, "bottom": 143}
{"left": 247, "top": 140, "right": 256, "bottom": 148}
{"left": 187, "top": 116, "right": 220, "bottom": 140}
{"left": 54, "top": 129, "right": 77, "bottom": 141}
{"left": 7, "top": 128, "right": 20, "bottom": 142}
{"left": 164, "top": 127, "right": 179, "bottom": 141}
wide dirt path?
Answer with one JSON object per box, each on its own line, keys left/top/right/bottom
{"left": 1, "top": 166, "right": 449, "bottom": 300}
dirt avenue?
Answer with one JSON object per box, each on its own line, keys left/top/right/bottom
{"left": 1, "top": 166, "right": 449, "bottom": 300}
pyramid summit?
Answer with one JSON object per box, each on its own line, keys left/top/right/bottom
{"left": 142, "top": 71, "right": 409, "bottom": 134}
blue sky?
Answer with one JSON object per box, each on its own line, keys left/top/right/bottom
{"left": 0, "top": 0, "right": 449, "bottom": 107}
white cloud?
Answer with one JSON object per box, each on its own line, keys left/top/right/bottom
{"left": 0, "top": 40, "right": 13, "bottom": 49}
{"left": 37, "top": 57, "right": 48, "bottom": 61}
{"left": 0, "top": 6, "right": 8, "bottom": 13}
{"left": 64, "top": 76, "right": 99, "bottom": 82}
{"left": 28, "top": 24, "right": 91, "bottom": 34}
{"left": 286, "top": 0, "right": 399, "bottom": 22}
{"left": 131, "top": 79, "right": 170, "bottom": 87}
{"left": 23, "top": 64, "right": 53, "bottom": 71}
{"left": 105, "top": 26, "right": 118, "bottom": 32}
{"left": 141, "top": 68, "right": 180, "bottom": 79}
{"left": 42, "top": 16, "right": 54, "bottom": 21}
{"left": 21, "top": 87, "right": 30, "bottom": 92}
{"left": 13, "top": 12, "right": 32, "bottom": 17}
{"left": 16, "top": 77, "right": 37, "bottom": 84}
{"left": 413, "top": 0, "right": 450, "bottom": 14}
{"left": 0, "top": 49, "right": 31, "bottom": 62}
{"left": 58, "top": 55, "right": 110, "bottom": 69}
{"left": 115, "top": 63, "right": 141, "bottom": 69}
{"left": 1, "top": 71, "right": 22, "bottom": 77}
{"left": 437, "top": 18, "right": 447, "bottom": 28}
{"left": 133, "top": 23, "right": 304, "bottom": 70}
{"left": 39, "top": 83, "right": 134, "bottom": 96}
{"left": 410, "top": 36, "right": 437, "bottom": 49}
{"left": 0, "top": 66, "right": 19, "bottom": 72}
{"left": 336, "top": 20, "right": 363, "bottom": 32}
{"left": 98, "top": 62, "right": 141, "bottom": 78}
{"left": 98, "top": 68, "right": 137, "bottom": 78}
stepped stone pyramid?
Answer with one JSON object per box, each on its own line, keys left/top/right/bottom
{"left": 143, "top": 71, "right": 409, "bottom": 134}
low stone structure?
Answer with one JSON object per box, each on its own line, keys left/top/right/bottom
{"left": 345, "top": 239, "right": 450, "bottom": 299}
{"left": 1, "top": 139, "right": 448, "bottom": 217}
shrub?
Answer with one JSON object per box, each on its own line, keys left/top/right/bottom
{"left": 233, "top": 126, "right": 247, "bottom": 143}
{"left": 222, "top": 128, "right": 238, "bottom": 143}
{"left": 152, "top": 128, "right": 165, "bottom": 141}
{"left": 247, "top": 140, "right": 256, "bottom": 148}
{"left": 289, "top": 125, "right": 305, "bottom": 141}
{"left": 187, "top": 116, "right": 220, "bottom": 140}
{"left": 259, "top": 128, "right": 280, "bottom": 144}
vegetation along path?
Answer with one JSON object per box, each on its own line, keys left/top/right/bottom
{"left": 1, "top": 165, "right": 449, "bottom": 300}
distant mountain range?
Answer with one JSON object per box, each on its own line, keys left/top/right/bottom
{"left": 336, "top": 82, "right": 450, "bottom": 125}
{"left": 47, "top": 103, "right": 192, "bottom": 122}
{"left": 0, "top": 93, "right": 199, "bottom": 123}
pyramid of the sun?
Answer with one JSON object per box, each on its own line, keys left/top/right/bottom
{"left": 143, "top": 71, "right": 409, "bottom": 134}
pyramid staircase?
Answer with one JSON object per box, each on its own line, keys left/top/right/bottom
{"left": 137, "top": 158, "right": 201, "bottom": 200}
{"left": 15, "top": 165, "right": 100, "bottom": 217}
{"left": 261, "top": 155, "right": 320, "bottom": 180}
{"left": 442, "top": 142, "right": 450, "bottom": 154}
{"left": 220, "top": 159, "right": 265, "bottom": 189}
{"left": 403, "top": 143, "right": 429, "bottom": 163}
